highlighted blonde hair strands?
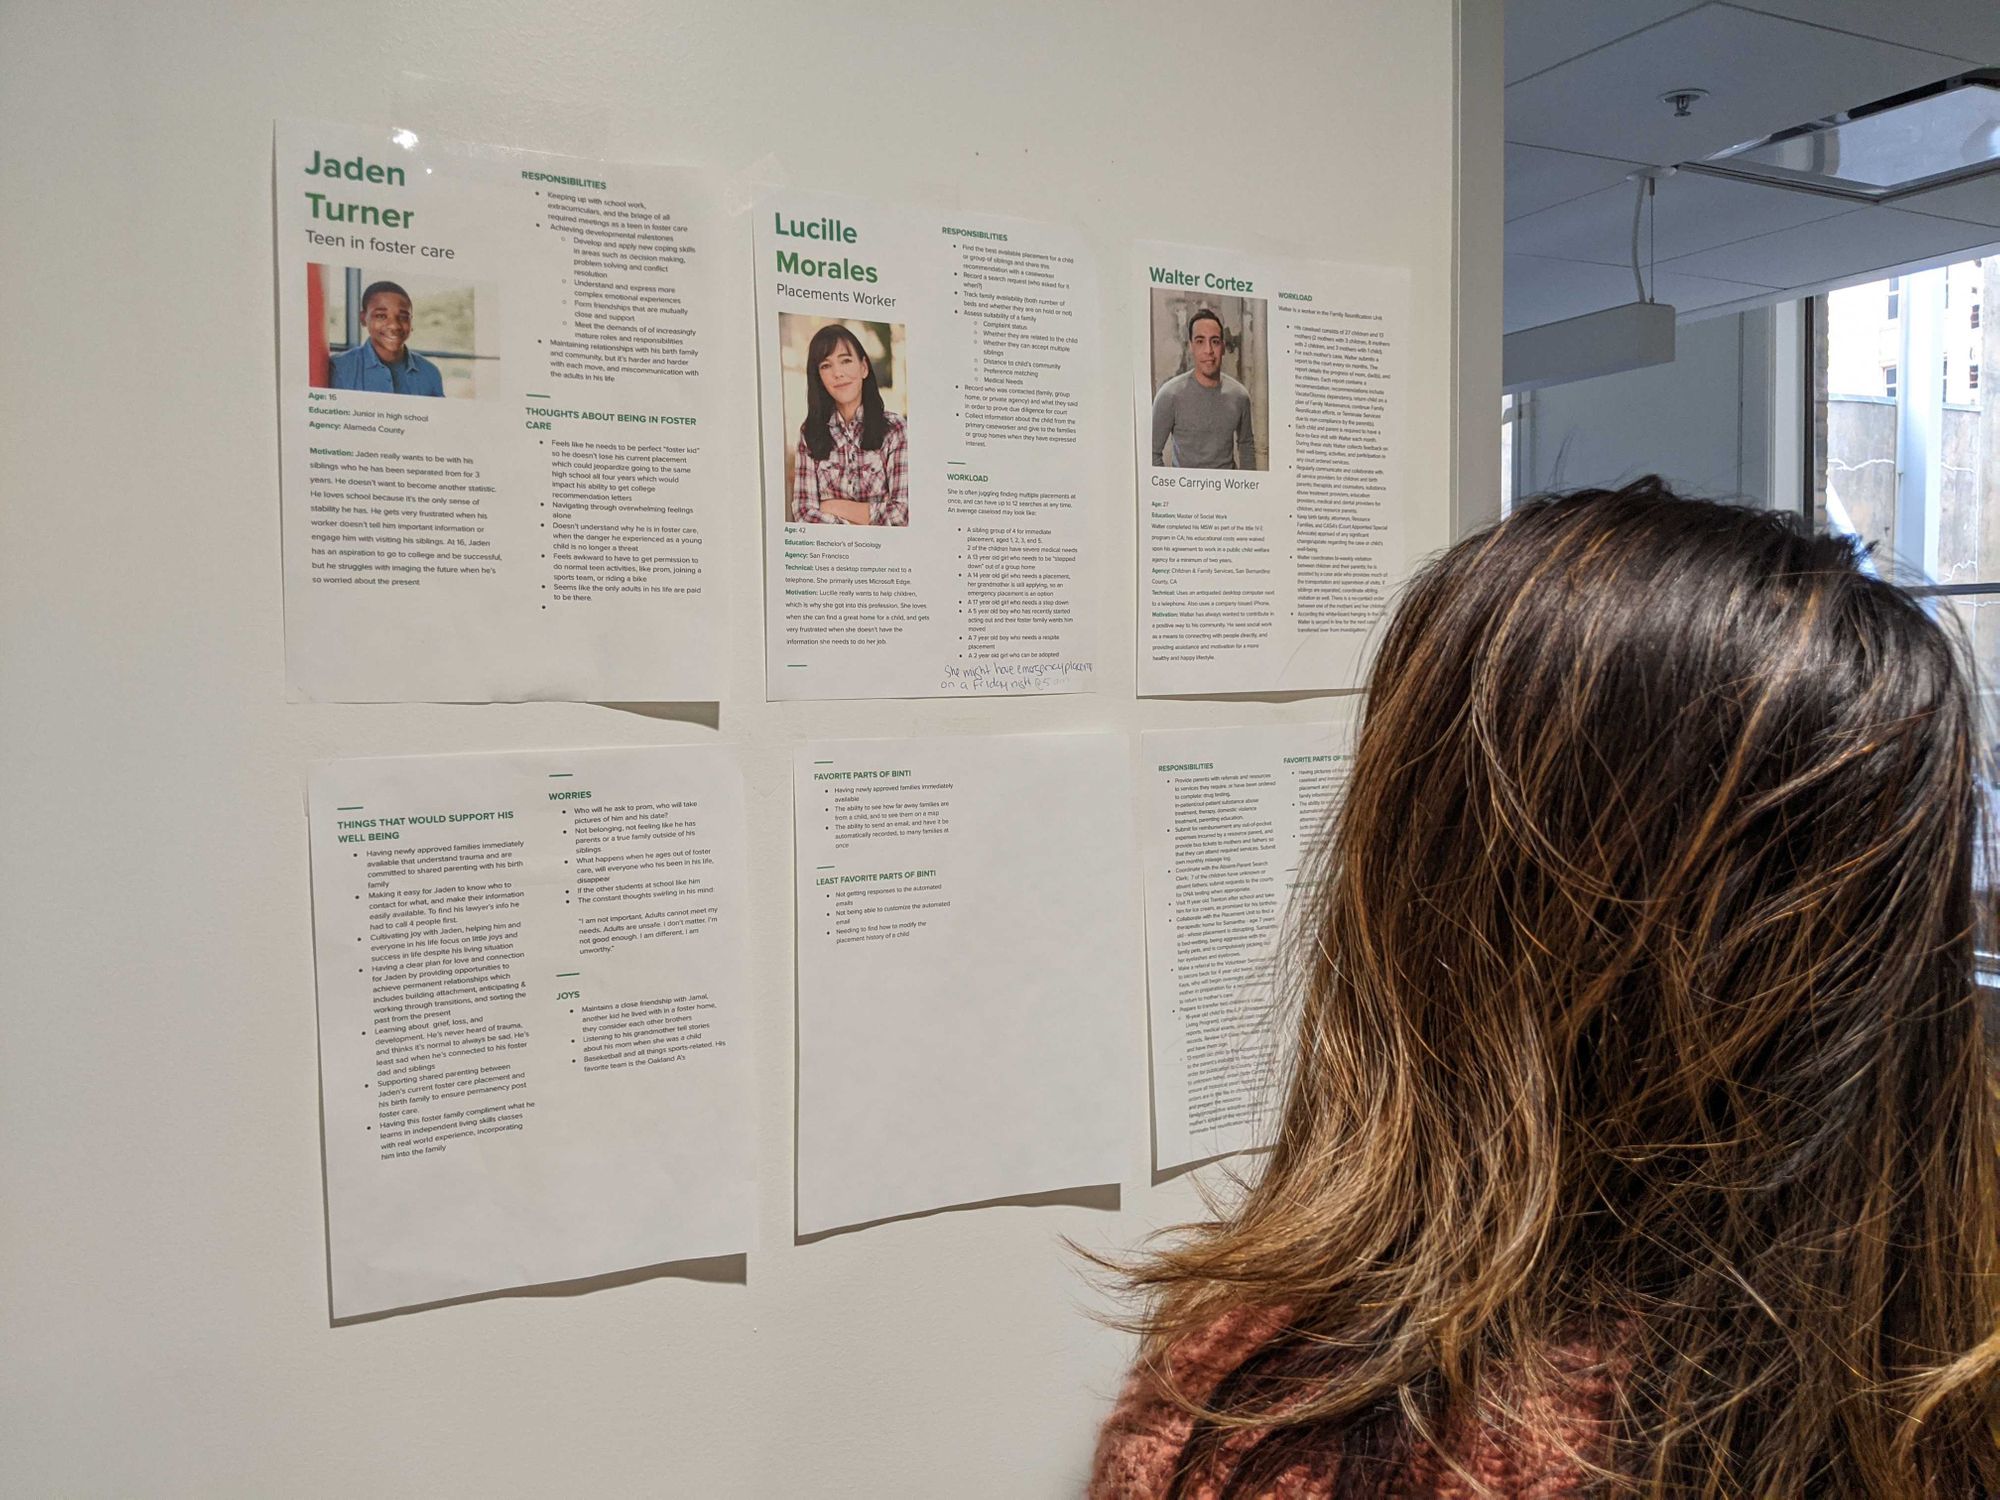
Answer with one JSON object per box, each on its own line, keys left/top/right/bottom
{"left": 1099, "top": 481, "right": 2000, "bottom": 1497}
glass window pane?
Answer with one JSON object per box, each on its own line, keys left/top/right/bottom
{"left": 1817, "top": 257, "right": 2000, "bottom": 584}
{"left": 1929, "top": 594, "right": 2000, "bottom": 724}
{"left": 1923, "top": 596, "right": 2000, "bottom": 934}
{"left": 1821, "top": 280, "right": 1899, "bottom": 563}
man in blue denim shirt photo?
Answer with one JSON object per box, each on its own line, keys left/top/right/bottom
{"left": 328, "top": 280, "right": 444, "bottom": 397}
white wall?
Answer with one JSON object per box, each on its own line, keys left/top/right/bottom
{"left": 1455, "top": 0, "right": 1507, "bottom": 534}
{"left": 1519, "top": 308, "right": 1787, "bottom": 507}
{"left": 0, "top": 3, "right": 1481, "bottom": 1494}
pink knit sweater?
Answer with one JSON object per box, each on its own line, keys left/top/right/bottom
{"left": 1088, "top": 1308, "right": 1617, "bottom": 1499}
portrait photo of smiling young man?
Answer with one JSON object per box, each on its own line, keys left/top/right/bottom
{"left": 1151, "top": 305, "right": 1257, "bottom": 470}
{"left": 1146, "top": 292, "right": 1269, "bottom": 472}
{"left": 327, "top": 278, "right": 446, "bottom": 397}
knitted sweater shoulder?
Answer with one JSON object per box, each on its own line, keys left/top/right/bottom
{"left": 1088, "top": 1308, "right": 1617, "bottom": 1499}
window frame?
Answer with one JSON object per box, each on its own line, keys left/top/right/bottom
{"left": 1805, "top": 285, "right": 2000, "bottom": 974}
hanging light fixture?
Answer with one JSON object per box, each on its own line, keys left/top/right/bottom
{"left": 1503, "top": 167, "right": 1678, "bottom": 393}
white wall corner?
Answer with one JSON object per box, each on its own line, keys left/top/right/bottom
{"left": 1453, "top": 0, "right": 1506, "bottom": 539}
{"left": 1768, "top": 300, "right": 1806, "bottom": 515}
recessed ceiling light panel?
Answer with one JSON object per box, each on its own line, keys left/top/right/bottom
{"left": 1701, "top": 75, "right": 2000, "bottom": 200}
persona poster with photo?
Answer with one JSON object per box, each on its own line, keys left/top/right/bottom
{"left": 754, "top": 190, "right": 1103, "bottom": 700}
{"left": 1133, "top": 241, "right": 1415, "bottom": 696}
{"left": 275, "top": 120, "right": 741, "bottom": 702}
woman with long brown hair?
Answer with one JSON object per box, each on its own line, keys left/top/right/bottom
{"left": 1091, "top": 479, "right": 2000, "bottom": 1497}
{"left": 791, "top": 322, "right": 908, "bottom": 527}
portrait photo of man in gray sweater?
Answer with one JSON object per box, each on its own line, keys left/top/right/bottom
{"left": 1148, "top": 303, "right": 1267, "bottom": 471}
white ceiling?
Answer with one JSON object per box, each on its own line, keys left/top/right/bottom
{"left": 1507, "top": 170, "right": 1853, "bottom": 265}
{"left": 1898, "top": 173, "right": 2000, "bottom": 228}
{"left": 1503, "top": 1, "right": 2000, "bottom": 333}
{"left": 1505, "top": 144, "right": 1647, "bottom": 221}
{"left": 1504, "top": 254, "right": 1778, "bottom": 331}
{"left": 1664, "top": 202, "right": 2000, "bottom": 285}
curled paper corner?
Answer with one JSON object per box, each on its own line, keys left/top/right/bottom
{"left": 723, "top": 153, "right": 790, "bottom": 217}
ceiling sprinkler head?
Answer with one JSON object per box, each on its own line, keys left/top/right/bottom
{"left": 1660, "top": 88, "right": 1709, "bottom": 118}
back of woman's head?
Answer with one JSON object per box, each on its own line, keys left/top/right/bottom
{"left": 1124, "top": 479, "right": 2000, "bottom": 1497}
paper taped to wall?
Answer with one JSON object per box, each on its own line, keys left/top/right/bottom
{"left": 276, "top": 119, "right": 739, "bottom": 702}
{"left": 308, "top": 744, "right": 754, "bottom": 1317}
{"left": 1134, "top": 242, "right": 1413, "bottom": 695}
{"left": 793, "top": 732, "right": 1137, "bottom": 1234}
{"left": 1140, "top": 713, "right": 1357, "bottom": 1169}
{"left": 755, "top": 190, "right": 1104, "bottom": 700}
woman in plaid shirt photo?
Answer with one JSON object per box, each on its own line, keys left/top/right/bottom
{"left": 791, "top": 322, "right": 910, "bottom": 526}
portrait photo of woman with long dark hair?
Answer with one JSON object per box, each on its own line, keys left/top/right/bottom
{"left": 783, "top": 318, "right": 909, "bottom": 527}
